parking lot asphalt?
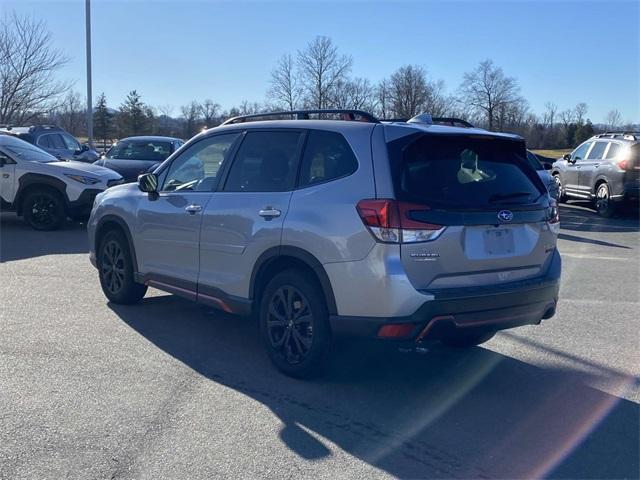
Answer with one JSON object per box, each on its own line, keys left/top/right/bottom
{"left": 1, "top": 201, "right": 639, "bottom": 480}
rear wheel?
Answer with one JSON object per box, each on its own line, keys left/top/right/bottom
{"left": 22, "top": 189, "right": 66, "bottom": 230}
{"left": 98, "top": 230, "right": 147, "bottom": 304}
{"left": 595, "top": 182, "right": 615, "bottom": 217}
{"left": 441, "top": 331, "right": 496, "bottom": 348}
{"left": 259, "top": 270, "right": 331, "bottom": 378}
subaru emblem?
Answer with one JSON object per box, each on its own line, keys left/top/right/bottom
{"left": 498, "top": 210, "right": 514, "bottom": 222}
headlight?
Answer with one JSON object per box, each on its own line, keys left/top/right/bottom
{"left": 65, "top": 174, "right": 100, "bottom": 185}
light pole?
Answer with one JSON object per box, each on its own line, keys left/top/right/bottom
{"left": 85, "top": 0, "right": 93, "bottom": 148}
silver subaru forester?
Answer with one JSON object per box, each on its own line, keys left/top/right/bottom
{"left": 88, "top": 110, "right": 561, "bottom": 378}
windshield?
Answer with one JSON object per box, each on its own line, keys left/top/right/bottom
{"left": 389, "top": 134, "right": 543, "bottom": 208}
{"left": 106, "top": 140, "right": 172, "bottom": 161}
{"left": 2, "top": 141, "right": 57, "bottom": 163}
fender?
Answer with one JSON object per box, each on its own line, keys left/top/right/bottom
{"left": 250, "top": 245, "right": 338, "bottom": 315}
{"left": 15, "top": 173, "right": 69, "bottom": 213}
{"left": 95, "top": 214, "right": 139, "bottom": 273}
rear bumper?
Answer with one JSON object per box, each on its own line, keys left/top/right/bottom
{"left": 330, "top": 249, "right": 561, "bottom": 341}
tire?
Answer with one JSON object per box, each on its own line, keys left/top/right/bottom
{"left": 595, "top": 182, "right": 616, "bottom": 218}
{"left": 97, "top": 229, "right": 147, "bottom": 304}
{"left": 22, "top": 189, "right": 66, "bottom": 230}
{"left": 441, "top": 331, "right": 496, "bottom": 348}
{"left": 553, "top": 174, "right": 566, "bottom": 202}
{"left": 259, "top": 269, "right": 331, "bottom": 379}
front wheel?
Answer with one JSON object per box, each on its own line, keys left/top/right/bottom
{"left": 553, "top": 174, "right": 566, "bottom": 202}
{"left": 441, "top": 331, "right": 496, "bottom": 348}
{"left": 259, "top": 270, "right": 331, "bottom": 378}
{"left": 98, "top": 230, "right": 147, "bottom": 304}
{"left": 595, "top": 183, "right": 616, "bottom": 218}
{"left": 22, "top": 189, "right": 66, "bottom": 230}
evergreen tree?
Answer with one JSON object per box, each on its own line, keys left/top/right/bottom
{"left": 119, "top": 90, "right": 151, "bottom": 136}
{"left": 93, "top": 93, "right": 113, "bottom": 150}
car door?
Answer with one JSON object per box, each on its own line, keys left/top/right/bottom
{"left": 579, "top": 140, "right": 608, "bottom": 195}
{"left": 0, "top": 149, "right": 17, "bottom": 204}
{"left": 564, "top": 141, "right": 592, "bottom": 197}
{"left": 135, "top": 132, "right": 242, "bottom": 294}
{"left": 198, "top": 129, "right": 305, "bottom": 305}
{"left": 37, "top": 133, "right": 67, "bottom": 160}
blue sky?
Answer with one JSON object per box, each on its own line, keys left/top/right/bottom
{"left": 4, "top": 0, "right": 639, "bottom": 122}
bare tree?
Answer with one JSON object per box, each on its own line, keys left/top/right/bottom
{"left": 332, "top": 77, "right": 374, "bottom": 111}
{"left": 0, "top": 12, "right": 70, "bottom": 123}
{"left": 375, "top": 79, "right": 392, "bottom": 119}
{"left": 559, "top": 108, "right": 575, "bottom": 128}
{"left": 267, "top": 54, "right": 302, "bottom": 111}
{"left": 574, "top": 102, "right": 588, "bottom": 124}
{"left": 543, "top": 102, "right": 557, "bottom": 127}
{"left": 297, "top": 36, "right": 352, "bottom": 109}
{"left": 56, "top": 91, "right": 85, "bottom": 136}
{"left": 199, "top": 99, "right": 221, "bottom": 127}
{"left": 458, "top": 59, "right": 521, "bottom": 130}
{"left": 605, "top": 109, "right": 622, "bottom": 130}
{"left": 180, "top": 101, "right": 201, "bottom": 138}
{"left": 388, "top": 65, "right": 429, "bottom": 118}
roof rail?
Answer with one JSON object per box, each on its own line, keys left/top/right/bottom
{"left": 596, "top": 131, "right": 638, "bottom": 141}
{"left": 221, "top": 109, "right": 380, "bottom": 126}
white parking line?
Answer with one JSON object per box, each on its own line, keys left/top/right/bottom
{"left": 560, "top": 253, "right": 629, "bottom": 261}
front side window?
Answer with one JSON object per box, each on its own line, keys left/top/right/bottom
{"left": 108, "top": 141, "right": 173, "bottom": 161}
{"left": 61, "top": 134, "right": 81, "bottom": 151}
{"left": 160, "top": 133, "right": 241, "bottom": 192}
{"left": 586, "top": 141, "right": 608, "bottom": 160}
{"left": 572, "top": 142, "right": 591, "bottom": 161}
{"left": 298, "top": 130, "right": 358, "bottom": 187}
{"left": 388, "top": 134, "right": 542, "bottom": 208}
{"left": 223, "top": 130, "right": 303, "bottom": 192}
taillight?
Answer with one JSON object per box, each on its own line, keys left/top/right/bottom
{"left": 356, "top": 199, "right": 445, "bottom": 244}
{"left": 618, "top": 159, "right": 630, "bottom": 170}
{"left": 547, "top": 201, "right": 560, "bottom": 235}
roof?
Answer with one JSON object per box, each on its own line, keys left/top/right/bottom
{"left": 118, "top": 136, "right": 182, "bottom": 142}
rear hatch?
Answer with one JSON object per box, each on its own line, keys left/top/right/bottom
{"left": 386, "top": 132, "right": 557, "bottom": 290}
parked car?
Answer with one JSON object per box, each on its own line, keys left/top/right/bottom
{"left": 0, "top": 134, "right": 123, "bottom": 230}
{"left": 88, "top": 109, "right": 561, "bottom": 378}
{"left": 94, "top": 136, "right": 184, "bottom": 183}
{"left": 551, "top": 132, "right": 640, "bottom": 216}
{"left": 0, "top": 125, "right": 99, "bottom": 163}
{"left": 527, "top": 150, "right": 560, "bottom": 199}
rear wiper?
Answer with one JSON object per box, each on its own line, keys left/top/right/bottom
{"left": 488, "top": 192, "right": 532, "bottom": 203}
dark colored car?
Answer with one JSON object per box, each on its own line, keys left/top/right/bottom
{"left": 94, "top": 136, "right": 184, "bottom": 183}
{"left": 0, "top": 125, "right": 99, "bottom": 163}
{"left": 551, "top": 132, "right": 640, "bottom": 216}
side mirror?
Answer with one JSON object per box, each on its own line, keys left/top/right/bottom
{"left": 138, "top": 173, "right": 158, "bottom": 194}
{"left": 543, "top": 162, "right": 553, "bottom": 170}
{"left": 81, "top": 144, "right": 90, "bottom": 152}
{"left": 563, "top": 153, "right": 572, "bottom": 161}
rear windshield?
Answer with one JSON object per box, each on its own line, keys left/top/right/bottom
{"left": 388, "top": 134, "right": 543, "bottom": 208}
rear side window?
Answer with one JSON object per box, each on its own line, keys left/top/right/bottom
{"left": 224, "top": 131, "right": 303, "bottom": 192}
{"left": 605, "top": 143, "right": 621, "bottom": 159}
{"left": 298, "top": 130, "right": 358, "bottom": 187}
{"left": 388, "top": 134, "right": 542, "bottom": 208}
{"left": 587, "top": 141, "right": 607, "bottom": 159}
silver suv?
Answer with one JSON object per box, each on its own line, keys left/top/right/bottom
{"left": 88, "top": 110, "right": 561, "bottom": 378}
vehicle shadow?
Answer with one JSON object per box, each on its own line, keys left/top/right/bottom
{"left": 109, "top": 295, "right": 639, "bottom": 479}
{"left": 559, "top": 201, "right": 640, "bottom": 233}
{"left": 0, "top": 213, "right": 88, "bottom": 263}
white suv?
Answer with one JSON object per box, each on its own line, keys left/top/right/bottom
{"left": 0, "top": 134, "right": 123, "bottom": 230}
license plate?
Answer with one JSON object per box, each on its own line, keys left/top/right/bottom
{"left": 483, "top": 228, "right": 515, "bottom": 255}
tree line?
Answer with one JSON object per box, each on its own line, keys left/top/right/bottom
{"left": 1, "top": 13, "right": 635, "bottom": 150}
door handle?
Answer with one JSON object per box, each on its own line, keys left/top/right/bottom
{"left": 594, "top": 164, "right": 599, "bottom": 168}
{"left": 258, "top": 207, "right": 281, "bottom": 219}
{"left": 576, "top": 165, "right": 581, "bottom": 169}
{"left": 185, "top": 204, "right": 202, "bottom": 215}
